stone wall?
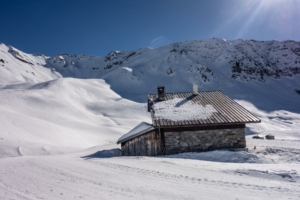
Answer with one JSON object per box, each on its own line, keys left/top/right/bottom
{"left": 122, "top": 130, "right": 162, "bottom": 156}
{"left": 164, "top": 128, "right": 245, "bottom": 155}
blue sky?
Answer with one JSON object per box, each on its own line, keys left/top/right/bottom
{"left": 1, "top": 0, "right": 299, "bottom": 56}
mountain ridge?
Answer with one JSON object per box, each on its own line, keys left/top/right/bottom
{"left": 1, "top": 38, "right": 300, "bottom": 109}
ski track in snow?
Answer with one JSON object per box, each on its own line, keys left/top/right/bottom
{"left": 92, "top": 161, "right": 294, "bottom": 192}
{"left": 1, "top": 154, "right": 300, "bottom": 200}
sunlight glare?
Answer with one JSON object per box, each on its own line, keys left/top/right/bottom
{"left": 212, "top": 0, "right": 300, "bottom": 40}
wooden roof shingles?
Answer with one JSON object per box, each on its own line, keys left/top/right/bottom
{"left": 148, "top": 90, "right": 260, "bottom": 127}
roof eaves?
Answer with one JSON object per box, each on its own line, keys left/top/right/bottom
{"left": 116, "top": 126, "right": 155, "bottom": 144}
{"left": 152, "top": 120, "right": 260, "bottom": 128}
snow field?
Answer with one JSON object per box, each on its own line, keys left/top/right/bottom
{"left": 1, "top": 147, "right": 299, "bottom": 200}
{"left": 0, "top": 77, "right": 299, "bottom": 199}
{"left": 0, "top": 78, "right": 151, "bottom": 158}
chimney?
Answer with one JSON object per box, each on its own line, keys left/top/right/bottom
{"left": 193, "top": 84, "right": 198, "bottom": 95}
{"left": 157, "top": 85, "right": 165, "bottom": 101}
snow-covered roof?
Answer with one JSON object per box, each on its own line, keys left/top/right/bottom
{"left": 117, "top": 122, "right": 155, "bottom": 144}
{"left": 148, "top": 90, "right": 261, "bottom": 127}
{"left": 152, "top": 97, "right": 217, "bottom": 121}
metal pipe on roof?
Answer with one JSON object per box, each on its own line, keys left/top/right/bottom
{"left": 193, "top": 83, "right": 198, "bottom": 95}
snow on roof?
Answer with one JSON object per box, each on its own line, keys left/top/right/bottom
{"left": 148, "top": 91, "right": 261, "bottom": 127}
{"left": 117, "top": 122, "right": 155, "bottom": 144}
{"left": 152, "top": 98, "right": 217, "bottom": 122}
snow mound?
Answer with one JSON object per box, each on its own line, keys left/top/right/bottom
{"left": 0, "top": 78, "right": 151, "bottom": 158}
{"left": 82, "top": 148, "right": 122, "bottom": 158}
{"left": 252, "top": 147, "right": 300, "bottom": 164}
{"left": 234, "top": 169, "right": 300, "bottom": 183}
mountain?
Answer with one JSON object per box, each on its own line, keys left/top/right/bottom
{"left": 1, "top": 39, "right": 300, "bottom": 199}
{"left": 45, "top": 38, "right": 300, "bottom": 83}
{"left": 1, "top": 38, "right": 300, "bottom": 109}
{"left": 45, "top": 39, "right": 300, "bottom": 103}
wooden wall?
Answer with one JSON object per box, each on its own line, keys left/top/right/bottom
{"left": 121, "top": 130, "right": 162, "bottom": 156}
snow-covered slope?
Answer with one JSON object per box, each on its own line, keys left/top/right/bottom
{"left": 0, "top": 38, "right": 299, "bottom": 155}
{"left": 44, "top": 38, "right": 300, "bottom": 104}
{"left": 0, "top": 78, "right": 150, "bottom": 157}
{"left": 2, "top": 38, "right": 300, "bottom": 106}
{"left": 0, "top": 38, "right": 299, "bottom": 153}
{"left": 0, "top": 39, "right": 300, "bottom": 199}
{"left": 0, "top": 44, "right": 61, "bottom": 87}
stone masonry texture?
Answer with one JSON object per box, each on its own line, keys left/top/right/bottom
{"left": 164, "top": 128, "right": 246, "bottom": 155}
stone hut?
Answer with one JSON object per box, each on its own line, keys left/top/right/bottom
{"left": 117, "top": 86, "right": 260, "bottom": 156}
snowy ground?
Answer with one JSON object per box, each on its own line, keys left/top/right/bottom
{"left": 0, "top": 78, "right": 299, "bottom": 200}
{"left": 0, "top": 144, "right": 299, "bottom": 200}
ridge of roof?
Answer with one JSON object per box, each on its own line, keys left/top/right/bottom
{"left": 148, "top": 90, "right": 221, "bottom": 96}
